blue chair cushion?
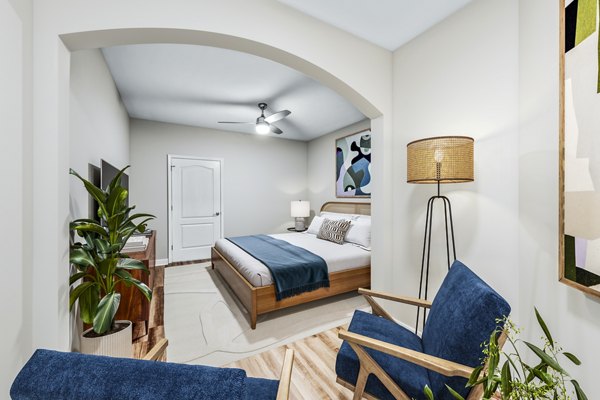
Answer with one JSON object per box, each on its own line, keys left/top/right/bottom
{"left": 422, "top": 261, "right": 511, "bottom": 400}
{"left": 10, "top": 349, "right": 280, "bottom": 400}
{"left": 243, "top": 377, "right": 280, "bottom": 400}
{"left": 335, "top": 310, "right": 430, "bottom": 400}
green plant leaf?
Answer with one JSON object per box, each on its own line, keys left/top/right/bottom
{"left": 70, "top": 248, "right": 96, "bottom": 268}
{"left": 70, "top": 169, "right": 107, "bottom": 205}
{"left": 115, "top": 270, "right": 152, "bottom": 301}
{"left": 535, "top": 307, "right": 554, "bottom": 348}
{"left": 445, "top": 385, "right": 466, "bottom": 400}
{"left": 467, "top": 365, "right": 484, "bottom": 387}
{"left": 93, "top": 292, "right": 121, "bottom": 335}
{"left": 524, "top": 342, "right": 567, "bottom": 374}
{"left": 571, "top": 380, "right": 588, "bottom": 400}
{"left": 69, "top": 271, "right": 89, "bottom": 285}
{"left": 500, "top": 360, "right": 512, "bottom": 397}
{"left": 116, "top": 258, "right": 148, "bottom": 271}
{"left": 69, "top": 281, "right": 95, "bottom": 310}
{"left": 93, "top": 238, "right": 111, "bottom": 254}
{"left": 72, "top": 223, "right": 109, "bottom": 239}
{"left": 79, "top": 284, "right": 99, "bottom": 325}
{"left": 423, "top": 385, "right": 434, "bottom": 400}
{"left": 107, "top": 165, "right": 130, "bottom": 193}
{"left": 531, "top": 366, "right": 554, "bottom": 385}
{"left": 563, "top": 352, "right": 582, "bottom": 365}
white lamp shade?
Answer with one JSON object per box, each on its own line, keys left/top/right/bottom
{"left": 290, "top": 200, "right": 310, "bottom": 218}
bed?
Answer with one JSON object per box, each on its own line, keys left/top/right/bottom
{"left": 211, "top": 202, "right": 371, "bottom": 329}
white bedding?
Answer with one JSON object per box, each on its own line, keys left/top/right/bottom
{"left": 214, "top": 232, "right": 371, "bottom": 287}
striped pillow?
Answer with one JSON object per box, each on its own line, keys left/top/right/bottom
{"left": 317, "top": 218, "right": 352, "bottom": 244}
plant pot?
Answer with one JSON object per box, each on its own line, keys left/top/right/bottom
{"left": 80, "top": 320, "right": 133, "bottom": 358}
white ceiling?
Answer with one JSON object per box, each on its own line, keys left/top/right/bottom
{"left": 101, "top": 44, "right": 366, "bottom": 141}
{"left": 278, "top": 0, "right": 474, "bottom": 51}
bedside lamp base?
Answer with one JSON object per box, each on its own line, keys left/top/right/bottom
{"left": 294, "top": 218, "right": 306, "bottom": 231}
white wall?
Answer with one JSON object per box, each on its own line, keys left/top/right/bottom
{"left": 129, "top": 119, "right": 308, "bottom": 261}
{"left": 392, "top": 0, "right": 520, "bottom": 325}
{"left": 31, "top": 0, "right": 393, "bottom": 351}
{"left": 69, "top": 49, "right": 130, "bottom": 220}
{"left": 307, "top": 119, "right": 371, "bottom": 214}
{"left": 392, "top": 0, "right": 599, "bottom": 395}
{"left": 0, "top": 0, "right": 32, "bottom": 395}
{"left": 518, "top": 0, "right": 600, "bottom": 394}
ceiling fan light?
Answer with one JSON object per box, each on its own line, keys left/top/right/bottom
{"left": 255, "top": 121, "right": 270, "bottom": 134}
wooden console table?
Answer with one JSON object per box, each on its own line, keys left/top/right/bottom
{"left": 115, "top": 231, "right": 156, "bottom": 339}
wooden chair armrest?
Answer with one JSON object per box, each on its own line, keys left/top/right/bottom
{"left": 338, "top": 329, "right": 473, "bottom": 379}
{"left": 142, "top": 338, "right": 169, "bottom": 361}
{"left": 359, "top": 288, "right": 432, "bottom": 309}
{"left": 276, "top": 349, "right": 294, "bottom": 400}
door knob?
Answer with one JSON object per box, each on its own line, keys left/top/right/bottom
{"left": 215, "top": 212, "right": 220, "bottom": 216}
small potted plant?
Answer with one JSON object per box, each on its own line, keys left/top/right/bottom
{"left": 424, "top": 308, "right": 588, "bottom": 400}
{"left": 69, "top": 166, "right": 154, "bottom": 357}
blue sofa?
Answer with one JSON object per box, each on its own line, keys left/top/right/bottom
{"left": 11, "top": 348, "right": 289, "bottom": 400}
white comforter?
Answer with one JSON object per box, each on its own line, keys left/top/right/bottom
{"left": 214, "top": 232, "right": 371, "bottom": 287}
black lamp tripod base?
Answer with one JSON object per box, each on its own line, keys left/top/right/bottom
{"left": 415, "top": 182, "right": 457, "bottom": 333}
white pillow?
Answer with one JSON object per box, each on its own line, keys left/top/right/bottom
{"left": 344, "top": 219, "right": 371, "bottom": 249}
{"left": 306, "top": 216, "right": 325, "bottom": 235}
{"left": 320, "top": 211, "right": 361, "bottom": 221}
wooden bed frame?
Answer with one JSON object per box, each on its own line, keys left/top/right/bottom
{"left": 211, "top": 202, "right": 371, "bottom": 329}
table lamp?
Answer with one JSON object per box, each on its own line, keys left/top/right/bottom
{"left": 291, "top": 200, "right": 310, "bottom": 231}
{"left": 407, "top": 136, "right": 474, "bottom": 331}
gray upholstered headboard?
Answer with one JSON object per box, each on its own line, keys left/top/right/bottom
{"left": 320, "top": 202, "right": 371, "bottom": 216}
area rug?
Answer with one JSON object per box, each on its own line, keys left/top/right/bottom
{"left": 164, "top": 263, "right": 368, "bottom": 366}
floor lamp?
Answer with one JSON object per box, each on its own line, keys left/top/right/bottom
{"left": 406, "top": 136, "right": 474, "bottom": 332}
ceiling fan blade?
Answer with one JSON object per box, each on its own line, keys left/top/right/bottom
{"left": 265, "top": 110, "right": 291, "bottom": 124}
{"left": 270, "top": 125, "right": 283, "bottom": 134}
{"left": 217, "top": 121, "right": 255, "bottom": 124}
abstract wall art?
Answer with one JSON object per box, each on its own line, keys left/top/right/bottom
{"left": 560, "top": 0, "right": 600, "bottom": 297}
{"left": 336, "top": 129, "right": 371, "bottom": 198}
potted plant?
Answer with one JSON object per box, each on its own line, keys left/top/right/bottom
{"left": 69, "top": 166, "right": 154, "bottom": 357}
{"left": 424, "top": 308, "right": 588, "bottom": 400}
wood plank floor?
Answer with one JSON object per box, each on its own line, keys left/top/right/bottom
{"left": 227, "top": 326, "right": 354, "bottom": 400}
{"left": 132, "top": 265, "right": 166, "bottom": 360}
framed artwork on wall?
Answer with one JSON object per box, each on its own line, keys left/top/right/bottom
{"left": 336, "top": 129, "right": 371, "bottom": 198}
{"left": 559, "top": 0, "right": 600, "bottom": 297}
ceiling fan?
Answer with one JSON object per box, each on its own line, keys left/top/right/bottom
{"left": 218, "top": 103, "right": 291, "bottom": 135}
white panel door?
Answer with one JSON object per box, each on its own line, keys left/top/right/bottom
{"left": 170, "top": 157, "right": 221, "bottom": 262}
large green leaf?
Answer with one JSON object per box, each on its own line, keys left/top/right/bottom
{"left": 535, "top": 307, "right": 554, "bottom": 348}
{"left": 571, "top": 380, "right": 588, "bottom": 400}
{"left": 93, "top": 292, "right": 121, "bottom": 334}
{"left": 423, "top": 385, "right": 434, "bottom": 400}
{"left": 69, "top": 271, "right": 91, "bottom": 285}
{"left": 500, "top": 360, "right": 512, "bottom": 397}
{"left": 563, "top": 352, "right": 582, "bottom": 365}
{"left": 79, "top": 284, "right": 99, "bottom": 325}
{"left": 524, "top": 342, "right": 567, "bottom": 374}
{"left": 69, "top": 281, "right": 95, "bottom": 310}
{"left": 115, "top": 270, "right": 152, "bottom": 302}
{"left": 70, "top": 248, "right": 96, "bottom": 268}
{"left": 72, "top": 223, "right": 109, "bottom": 239}
{"left": 93, "top": 238, "right": 111, "bottom": 254}
{"left": 467, "top": 365, "right": 483, "bottom": 387}
{"left": 445, "top": 385, "right": 466, "bottom": 400}
{"left": 117, "top": 258, "right": 148, "bottom": 271}
{"left": 107, "top": 165, "right": 130, "bottom": 193}
{"left": 70, "top": 169, "right": 106, "bottom": 205}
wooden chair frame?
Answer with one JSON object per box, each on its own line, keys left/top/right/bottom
{"left": 337, "top": 288, "right": 506, "bottom": 400}
{"left": 142, "top": 339, "right": 294, "bottom": 400}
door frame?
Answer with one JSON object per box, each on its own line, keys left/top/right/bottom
{"left": 167, "top": 154, "right": 224, "bottom": 264}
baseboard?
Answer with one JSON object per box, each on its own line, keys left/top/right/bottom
{"left": 155, "top": 258, "right": 169, "bottom": 267}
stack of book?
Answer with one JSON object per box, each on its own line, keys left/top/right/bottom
{"left": 123, "top": 235, "right": 149, "bottom": 252}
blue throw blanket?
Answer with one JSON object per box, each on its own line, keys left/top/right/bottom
{"left": 227, "top": 234, "right": 329, "bottom": 300}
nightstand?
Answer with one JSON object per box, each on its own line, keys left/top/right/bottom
{"left": 287, "top": 227, "right": 307, "bottom": 232}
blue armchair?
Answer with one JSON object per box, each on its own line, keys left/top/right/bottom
{"left": 335, "top": 261, "right": 510, "bottom": 400}
{"left": 11, "top": 339, "right": 294, "bottom": 400}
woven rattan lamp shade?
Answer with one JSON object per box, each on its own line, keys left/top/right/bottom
{"left": 407, "top": 136, "right": 474, "bottom": 184}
